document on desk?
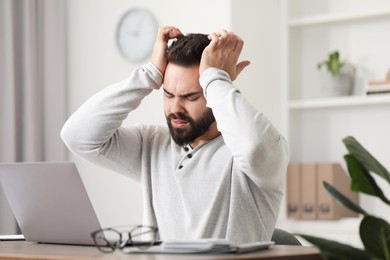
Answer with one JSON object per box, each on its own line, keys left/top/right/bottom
{"left": 123, "top": 239, "right": 274, "bottom": 254}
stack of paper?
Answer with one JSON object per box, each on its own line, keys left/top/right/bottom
{"left": 0, "top": 234, "right": 25, "bottom": 241}
{"left": 124, "top": 239, "right": 274, "bottom": 254}
{"left": 162, "top": 239, "right": 234, "bottom": 253}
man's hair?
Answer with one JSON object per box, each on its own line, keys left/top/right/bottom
{"left": 166, "top": 33, "right": 210, "bottom": 67}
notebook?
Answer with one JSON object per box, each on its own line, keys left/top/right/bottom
{"left": 0, "top": 161, "right": 103, "bottom": 245}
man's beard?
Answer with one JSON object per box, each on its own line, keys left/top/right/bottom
{"left": 166, "top": 108, "right": 216, "bottom": 146}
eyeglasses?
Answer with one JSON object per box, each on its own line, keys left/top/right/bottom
{"left": 91, "top": 225, "right": 158, "bottom": 253}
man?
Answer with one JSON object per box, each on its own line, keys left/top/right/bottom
{"left": 61, "top": 26, "right": 289, "bottom": 244}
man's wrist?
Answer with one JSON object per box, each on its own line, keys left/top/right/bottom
{"left": 144, "top": 63, "right": 164, "bottom": 89}
{"left": 199, "top": 67, "right": 232, "bottom": 95}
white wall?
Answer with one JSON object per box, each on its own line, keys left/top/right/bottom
{"left": 232, "top": 0, "right": 284, "bottom": 131}
{"left": 230, "top": 0, "right": 288, "bottom": 227}
{"left": 66, "top": 0, "right": 283, "bottom": 228}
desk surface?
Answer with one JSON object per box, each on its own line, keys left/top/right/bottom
{"left": 0, "top": 241, "right": 322, "bottom": 260}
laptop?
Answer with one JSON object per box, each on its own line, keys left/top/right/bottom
{"left": 0, "top": 161, "right": 103, "bottom": 245}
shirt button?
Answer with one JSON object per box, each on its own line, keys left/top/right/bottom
{"left": 187, "top": 154, "right": 192, "bottom": 158}
{"left": 184, "top": 147, "right": 189, "bottom": 152}
{"left": 178, "top": 165, "right": 183, "bottom": 169}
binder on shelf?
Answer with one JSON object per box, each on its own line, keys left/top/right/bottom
{"left": 317, "top": 163, "right": 359, "bottom": 220}
{"left": 300, "top": 163, "right": 317, "bottom": 220}
{"left": 286, "top": 163, "right": 302, "bottom": 219}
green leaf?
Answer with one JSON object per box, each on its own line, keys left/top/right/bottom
{"left": 331, "top": 51, "right": 340, "bottom": 60}
{"left": 360, "top": 216, "right": 390, "bottom": 260}
{"left": 345, "top": 154, "right": 378, "bottom": 195}
{"left": 323, "top": 181, "right": 368, "bottom": 216}
{"left": 318, "top": 51, "right": 344, "bottom": 77}
{"left": 297, "top": 234, "right": 376, "bottom": 260}
{"left": 343, "top": 136, "right": 390, "bottom": 184}
{"left": 344, "top": 154, "right": 390, "bottom": 206}
{"left": 329, "top": 59, "right": 343, "bottom": 77}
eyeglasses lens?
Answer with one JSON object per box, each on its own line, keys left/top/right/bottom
{"left": 130, "top": 226, "right": 156, "bottom": 249}
{"left": 94, "top": 229, "right": 121, "bottom": 253}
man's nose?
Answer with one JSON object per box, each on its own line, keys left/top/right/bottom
{"left": 170, "top": 98, "right": 185, "bottom": 114}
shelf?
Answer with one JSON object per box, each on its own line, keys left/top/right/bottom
{"left": 289, "top": 94, "right": 390, "bottom": 110}
{"left": 289, "top": 9, "right": 390, "bottom": 27}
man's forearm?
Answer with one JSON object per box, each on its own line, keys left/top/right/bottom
{"left": 200, "top": 67, "right": 289, "bottom": 186}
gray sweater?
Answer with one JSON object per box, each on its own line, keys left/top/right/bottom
{"left": 61, "top": 63, "right": 289, "bottom": 244}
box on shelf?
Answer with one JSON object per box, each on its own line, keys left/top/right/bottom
{"left": 286, "top": 162, "right": 359, "bottom": 220}
{"left": 301, "top": 163, "right": 317, "bottom": 220}
{"left": 286, "top": 163, "right": 301, "bottom": 219}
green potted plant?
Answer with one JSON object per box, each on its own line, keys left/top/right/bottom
{"left": 298, "top": 136, "right": 390, "bottom": 260}
{"left": 317, "top": 51, "right": 355, "bottom": 97}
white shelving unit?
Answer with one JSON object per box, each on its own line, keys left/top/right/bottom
{"left": 289, "top": 94, "right": 390, "bottom": 110}
{"left": 289, "top": 8, "right": 390, "bottom": 27}
{"left": 279, "top": 0, "right": 390, "bottom": 247}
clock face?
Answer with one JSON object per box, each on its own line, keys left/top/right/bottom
{"left": 116, "top": 9, "right": 158, "bottom": 62}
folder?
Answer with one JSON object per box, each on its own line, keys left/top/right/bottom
{"left": 300, "top": 163, "right": 317, "bottom": 220}
{"left": 317, "top": 163, "right": 359, "bottom": 220}
{"left": 286, "top": 163, "right": 301, "bottom": 219}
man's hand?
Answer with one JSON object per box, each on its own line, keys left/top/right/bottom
{"left": 151, "top": 26, "right": 183, "bottom": 75}
{"left": 200, "top": 30, "right": 250, "bottom": 81}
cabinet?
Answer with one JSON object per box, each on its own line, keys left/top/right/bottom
{"left": 279, "top": 0, "right": 390, "bottom": 247}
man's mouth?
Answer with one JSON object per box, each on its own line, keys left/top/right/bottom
{"left": 171, "top": 119, "right": 189, "bottom": 129}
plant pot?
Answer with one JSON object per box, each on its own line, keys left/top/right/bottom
{"left": 320, "top": 72, "right": 354, "bottom": 97}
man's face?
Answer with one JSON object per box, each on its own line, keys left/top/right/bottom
{"left": 163, "top": 63, "right": 215, "bottom": 146}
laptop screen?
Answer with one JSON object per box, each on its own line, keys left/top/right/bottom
{"left": 0, "top": 161, "right": 103, "bottom": 245}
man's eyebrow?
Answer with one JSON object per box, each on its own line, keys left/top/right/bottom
{"left": 163, "top": 88, "right": 202, "bottom": 98}
{"left": 163, "top": 88, "right": 173, "bottom": 95}
{"left": 180, "top": 91, "right": 202, "bottom": 99}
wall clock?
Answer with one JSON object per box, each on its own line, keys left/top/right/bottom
{"left": 116, "top": 8, "right": 158, "bottom": 62}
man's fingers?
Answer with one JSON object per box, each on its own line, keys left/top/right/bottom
{"left": 152, "top": 26, "right": 183, "bottom": 75}
{"left": 157, "top": 26, "right": 183, "bottom": 41}
{"left": 207, "top": 33, "right": 220, "bottom": 50}
{"left": 202, "top": 29, "right": 248, "bottom": 81}
{"left": 234, "top": 60, "right": 251, "bottom": 79}
{"left": 167, "top": 27, "right": 183, "bottom": 39}
{"left": 232, "top": 36, "right": 243, "bottom": 53}
{"left": 218, "top": 30, "right": 230, "bottom": 47}
{"left": 214, "top": 30, "right": 238, "bottom": 49}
